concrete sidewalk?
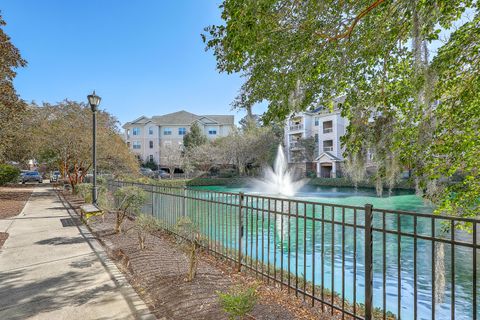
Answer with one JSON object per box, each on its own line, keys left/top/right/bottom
{"left": 0, "top": 185, "right": 154, "bottom": 320}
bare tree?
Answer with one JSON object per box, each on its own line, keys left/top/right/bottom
{"left": 161, "top": 143, "right": 183, "bottom": 178}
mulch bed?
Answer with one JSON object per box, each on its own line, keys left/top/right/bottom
{"left": 61, "top": 191, "right": 335, "bottom": 320}
{"left": 0, "top": 184, "right": 33, "bottom": 250}
{"left": 0, "top": 184, "right": 33, "bottom": 219}
{"left": 0, "top": 232, "right": 8, "bottom": 249}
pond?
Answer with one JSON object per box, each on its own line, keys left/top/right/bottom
{"left": 189, "top": 185, "right": 478, "bottom": 320}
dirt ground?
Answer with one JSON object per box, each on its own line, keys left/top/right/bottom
{"left": 61, "top": 191, "right": 335, "bottom": 320}
{"left": 0, "top": 184, "right": 33, "bottom": 249}
{"left": 0, "top": 184, "right": 33, "bottom": 219}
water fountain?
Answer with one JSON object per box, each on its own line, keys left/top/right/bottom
{"left": 251, "top": 144, "right": 307, "bottom": 197}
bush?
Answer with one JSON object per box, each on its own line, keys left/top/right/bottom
{"left": 75, "top": 183, "right": 93, "bottom": 203}
{"left": 0, "top": 164, "right": 20, "bottom": 185}
{"left": 135, "top": 214, "right": 162, "bottom": 250}
{"left": 217, "top": 285, "right": 258, "bottom": 320}
{"left": 175, "top": 216, "right": 206, "bottom": 281}
{"left": 113, "top": 186, "right": 147, "bottom": 233}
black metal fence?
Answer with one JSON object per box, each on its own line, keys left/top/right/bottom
{"left": 108, "top": 180, "right": 479, "bottom": 320}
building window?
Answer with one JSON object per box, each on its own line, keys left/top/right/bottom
{"left": 149, "top": 141, "right": 153, "bottom": 149}
{"left": 163, "top": 128, "right": 172, "bottom": 135}
{"left": 133, "top": 141, "right": 141, "bottom": 149}
{"left": 323, "top": 140, "right": 333, "bottom": 152}
{"left": 127, "top": 142, "right": 130, "bottom": 148}
{"left": 133, "top": 128, "right": 140, "bottom": 135}
{"left": 314, "top": 117, "right": 319, "bottom": 126}
{"left": 314, "top": 134, "right": 319, "bottom": 142}
{"left": 148, "top": 127, "right": 154, "bottom": 135}
{"left": 323, "top": 120, "right": 333, "bottom": 133}
{"left": 178, "top": 127, "right": 187, "bottom": 135}
{"left": 149, "top": 155, "right": 154, "bottom": 162}
{"left": 208, "top": 127, "right": 217, "bottom": 135}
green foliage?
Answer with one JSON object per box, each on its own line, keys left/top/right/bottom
{"left": 135, "top": 214, "right": 162, "bottom": 250}
{"left": 114, "top": 186, "right": 147, "bottom": 215}
{"left": 75, "top": 183, "right": 93, "bottom": 203}
{"left": 217, "top": 285, "right": 258, "bottom": 320}
{"left": 0, "top": 14, "right": 27, "bottom": 162}
{"left": 143, "top": 159, "right": 158, "bottom": 170}
{"left": 113, "top": 186, "right": 147, "bottom": 233}
{"left": 308, "top": 177, "right": 414, "bottom": 190}
{"left": 0, "top": 164, "right": 20, "bottom": 185}
{"left": 204, "top": 1, "right": 480, "bottom": 219}
{"left": 183, "top": 122, "right": 207, "bottom": 150}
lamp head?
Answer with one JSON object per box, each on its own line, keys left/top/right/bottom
{"left": 87, "top": 90, "right": 101, "bottom": 112}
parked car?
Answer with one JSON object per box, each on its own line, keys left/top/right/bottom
{"left": 154, "top": 169, "right": 170, "bottom": 179}
{"left": 22, "top": 171, "right": 43, "bottom": 184}
{"left": 50, "top": 170, "right": 61, "bottom": 183}
{"left": 140, "top": 167, "right": 154, "bottom": 177}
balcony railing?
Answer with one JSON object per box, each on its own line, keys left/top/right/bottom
{"left": 289, "top": 124, "right": 304, "bottom": 131}
{"left": 323, "top": 127, "right": 333, "bottom": 133}
{"left": 289, "top": 141, "right": 303, "bottom": 149}
{"left": 323, "top": 146, "right": 333, "bottom": 152}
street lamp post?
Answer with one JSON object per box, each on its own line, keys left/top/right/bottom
{"left": 87, "top": 91, "right": 101, "bottom": 205}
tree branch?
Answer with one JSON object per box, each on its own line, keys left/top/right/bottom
{"left": 315, "top": 0, "right": 386, "bottom": 41}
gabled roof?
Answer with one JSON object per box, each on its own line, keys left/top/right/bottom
{"left": 123, "top": 116, "right": 152, "bottom": 128}
{"left": 315, "top": 152, "right": 343, "bottom": 162}
{"left": 204, "top": 115, "right": 234, "bottom": 125}
{"left": 152, "top": 110, "right": 200, "bottom": 125}
{"left": 124, "top": 110, "right": 235, "bottom": 127}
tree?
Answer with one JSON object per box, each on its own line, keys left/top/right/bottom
{"left": 204, "top": 1, "right": 480, "bottom": 218}
{"left": 161, "top": 144, "right": 183, "bottom": 178}
{"left": 185, "top": 142, "right": 220, "bottom": 174}
{"left": 183, "top": 122, "right": 207, "bottom": 150}
{"left": 0, "top": 14, "right": 27, "bottom": 161}
{"left": 113, "top": 186, "right": 146, "bottom": 233}
{"left": 291, "top": 137, "right": 317, "bottom": 163}
{"left": 216, "top": 126, "right": 281, "bottom": 175}
{"left": 25, "top": 101, "right": 138, "bottom": 190}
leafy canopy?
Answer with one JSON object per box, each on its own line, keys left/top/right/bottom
{"left": 204, "top": 1, "right": 480, "bottom": 218}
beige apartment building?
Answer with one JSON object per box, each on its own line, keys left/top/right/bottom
{"left": 123, "top": 110, "right": 234, "bottom": 166}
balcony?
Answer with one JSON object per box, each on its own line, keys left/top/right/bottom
{"left": 323, "top": 146, "right": 333, "bottom": 152}
{"left": 289, "top": 141, "right": 303, "bottom": 149}
{"left": 289, "top": 124, "right": 304, "bottom": 131}
{"left": 323, "top": 127, "right": 333, "bottom": 133}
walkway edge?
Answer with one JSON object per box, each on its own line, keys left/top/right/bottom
{"left": 57, "top": 191, "right": 156, "bottom": 320}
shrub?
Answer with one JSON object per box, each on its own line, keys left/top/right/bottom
{"left": 75, "top": 183, "right": 93, "bottom": 203}
{"left": 113, "top": 186, "right": 147, "bottom": 233}
{"left": 0, "top": 164, "right": 20, "bottom": 185}
{"left": 217, "top": 285, "right": 258, "bottom": 320}
{"left": 135, "top": 214, "right": 162, "bottom": 250}
{"left": 175, "top": 216, "right": 205, "bottom": 281}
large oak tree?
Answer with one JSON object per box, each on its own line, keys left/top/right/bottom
{"left": 204, "top": 1, "right": 479, "bottom": 218}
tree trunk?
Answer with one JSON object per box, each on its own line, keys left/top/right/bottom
{"left": 115, "top": 211, "right": 125, "bottom": 233}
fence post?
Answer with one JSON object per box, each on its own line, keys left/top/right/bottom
{"left": 151, "top": 184, "right": 154, "bottom": 217}
{"left": 182, "top": 186, "right": 187, "bottom": 217}
{"left": 364, "top": 204, "right": 373, "bottom": 320}
{"left": 237, "top": 192, "right": 244, "bottom": 272}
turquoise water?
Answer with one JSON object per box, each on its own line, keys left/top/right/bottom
{"left": 188, "top": 185, "right": 479, "bottom": 320}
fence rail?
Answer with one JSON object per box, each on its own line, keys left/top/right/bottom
{"left": 108, "top": 180, "right": 480, "bottom": 320}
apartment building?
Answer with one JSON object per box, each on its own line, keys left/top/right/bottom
{"left": 123, "top": 110, "right": 234, "bottom": 166}
{"left": 285, "top": 99, "right": 348, "bottom": 178}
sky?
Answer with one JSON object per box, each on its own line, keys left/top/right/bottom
{"left": 1, "top": 1, "right": 259, "bottom": 126}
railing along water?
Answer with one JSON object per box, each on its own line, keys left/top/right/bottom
{"left": 108, "top": 180, "right": 480, "bottom": 320}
